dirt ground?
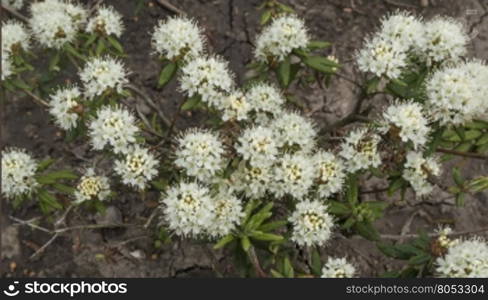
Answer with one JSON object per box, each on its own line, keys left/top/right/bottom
{"left": 1, "top": 0, "right": 488, "bottom": 277}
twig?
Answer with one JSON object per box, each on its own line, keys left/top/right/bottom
{"left": 126, "top": 84, "right": 171, "bottom": 127}
{"left": 156, "top": 0, "right": 186, "bottom": 15}
{"left": 247, "top": 247, "right": 267, "bottom": 278}
{"left": 30, "top": 233, "right": 59, "bottom": 259}
{"left": 9, "top": 216, "right": 51, "bottom": 233}
{"left": 23, "top": 89, "right": 50, "bottom": 108}
{"left": 1, "top": 4, "right": 29, "bottom": 22}
{"left": 436, "top": 148, "right": 488, "bottom": 160}
{"left": 143, "top": 209, "right": 159, "bottom": 229}
{"left": 381, "top": 226, "right": 488, "bottom": 240}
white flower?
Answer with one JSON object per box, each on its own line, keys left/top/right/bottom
{"left": 179, "top": 56, "right": 234, "bottom": 106}
{"left": 379, "top": 11, "right": 424, "bottom": 50}
{"left": 436, "top": 238, "right": 488, "bottom": 278}
{"left": 207, "top": 190, "right": 244, "bottom": 238}
{"left": 289, "top": 199, "right": 334, "bottom": 247}
{"left": 2, "top": 20, "right": 30, "bottom": 55}
{"left": 357, "top": 34, "right": 407, "bottom": 79}
{"left": 435, "top": 226, "right": 459, "bottom": 250}
{"left": 255, "top": 15, "right": 310, "bottom": 62}
{"left": 272, "top": 153, "right": 314, "bottom": 199}
{"left": 48, "top": 86, "right": 83, "bottom": 130}
{"left": 2, "top": 0, "right": 24, "bottom": 10}
{"left": 418, "top": 17, "right": 468, "bottom": 65}
{"left": 230, "top": 161, "right": 273, "bottom": 199}
{"left": 114, "top": 146, "right": 159, "bottom": 190}
{"left": 2, "top": 55, "right": 13, "bottom": 80}
{"left": 313, "top": 151, "right": 346, "bottom": 198}
{"left": 88, "top": 105, "right": 139, "bottom": 154}
{"left": 152, "top": 16, "right": 204, "bottom": 61}
{"left": 219, "top": 90, "right": 251, "bottom": 121}
{"left": 74, "top": 168, "right": 110, "bottom": 204}
{"left": 245, "top": 83, "right": 284, "bottom": 116}
{"left": 175, "top": 129, "right": 225, "bottom": 182}
{"left": 236, "top": 126, "right": 278, "bottom": 167}
{"left": 425, "top": 62, "right": 483, "bottom": 125}
{"left": 79, "top": 56, "right": 129, "bottom": 99}
{"left": 321, "top": 257, "right": 356, "bottom": 278}
{"left": 29, "top": 0, "right": 87, "bottom": 49}
{"left": 161, "top": 181, "right": 215, "bottom": 238}
{"left": 339, "top": 128, "right": 382, "bottom": 172}
{"left": 380, "top": 101, "right": 430, "bottom": 149}
{"left": 402, "top": 151, "right": 441, "bottom": 196}
{"left": 86, "top": 5, "right": 124, "bottom": 37}
{"left": 271, "top": 111, "right": 316, "bottom": 154}
{"left": 2, "top": 148, "right": 38, "bottom": 199}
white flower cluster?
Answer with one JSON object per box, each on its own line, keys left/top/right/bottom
{"left": 86, "top": 6, "right": 124, "bottom": 37}
{"left": 2, "top": 0, "right": 23, "bottom": 9}
{"left": 175, "top": 129, "right": 225, "bottom": 182}
{"left": 289, "top": 199, "right": 334, "bottom": 247}
{"left": 79, "top": 56, "right": 129, "bottom": 99}
{"left": 152, "top": 17, "right": 204, "bottom": 61}
{"left": 161, "top": 182, "right": 243, "bottom": 238}
{"left": 255, "top": 15, "right": 310, "bottom": 62}
{"left": 271, "top": 111, "right": 316, "bottom": 154}
{"left": 426, "top": 60, "right": 488, "bottom": 125}
{"left": 2, "top": 55, "right": 13, "bottom": 80}
{"left": 245, "top": 83, "right": 284, "bottom": 117}
{"left": 29, "top": 0, "right": 87, "bottom": 49}
{"left": 74, "top": 168, "right": 110, "bottom": 204}
{"left": 313, "top": 151, "right": 346, "bottom": 198}
{"left": 436, "top": 238, "right": 488, "bottom": 278}
{"left": 402, "top": 151, "right": 441, "bottom": 196}
{"left": 321, "top": 257, "right": 356, "bottom": 278}
{"left": 357, "top": 12, "right": 468, "bottom": 78}
{"left": 419, "top": 17, "right": 468, "bottom": 65}
{"left": 339, "top": 128, "right": 381, "bottom": 172}
{"left": 2, "top": 20, "right": 30, "bottom": 80}
{"left": 114, "top": 146, "right": 159, "bottom": 190}
{"left": 381, "top": 101, "right": 430, "bottom": 149}
{"left": 220, "top": 90, "right": 251, "bottom": 121}
{"left": 48, "top": 86, "right": 83, "bottom": 130}
{"left": 272, "top": 153, "right": 315, "bottom": 199}
{"left": 2, "top": 148, "right": 38, "bottom": 199}
{"left": 236, "top": 126, "right": 278, "bottom": 167}
{"left": 230, "top": 161, "right": 273, "bottom": 199}
{"left": 179, "top": 56, "right": 234, "bottom": 106}
{"left": 88, "top": 105, "right": 139, "bottom": 154}
{"left": 2, "top": 20, "right": 30, "bottom": 55}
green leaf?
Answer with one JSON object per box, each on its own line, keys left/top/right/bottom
{"left": 452, "top": 167, "right": 464, "bottom": 186}
{"left": 366, "top": 77, "right": 380, "bottom": 94}
{"left": 44, "top": 170, "right": 78, "bottom": 180}
{"left": 408, "top": 253, "right": 431, "bottom": 265}
{"left": 246, "top": 202, "right": 273, "bottom": 230}
{"left": 476, "top": 133, "right": 488, "bottom": 146}
{"left": 38, "top": 190, "right": 62, "bottom": 213}
{"left": 464, "top": 130, "right": 482, "bottom": 141}
{"left": 303, "top": 56, "right": 339, "bottom": 73}
{"left": 11, "top": 78, "right": 32, "bottom": 91}
{"left": 52, "top": 183, "right": 75, "bottom": 194}
{"left": 96, "top": 38, "right": 106, "bottom": 56}
{"left": 342, "top": 217, "right": 355, "bottom": 229}
{"left": 454, "top": 142, "right": 472, "bottom": 152}
{"left": 181, "top": 95, "right": 201, "bottom": 111}
{"left": 307, "top": 40, "right": 331, "bottom": 50}
{"left": 258, "top": 220, "right": 287, "bottom": 232}
{"left": 328, "top": 201, "right": 351, "bottom": 216}
{"left": 377, "top": 242, "right": 405, "bottom": 259}
{"left": 270, "top": 269, "right": 284, "bottom": 278}
{"left": 311, "top": 248, "right": 322, "bottom": 276}
{"left": 214, "top": 234, "right": 235, "bottom": 249}
{"left": 158, "top": 62, "right": 177, "bottom": 88}
{"left": 37, "top": 158, "right": 55, "bottom": 172}
{"left": 84, "top": 34, "right": 98, "bottom": 48}
{"left": 151, "top": 179, "right": 168, "bottom": 191}
{"left": 249, "top": 230, "right": 283, "bottom": 242}
{"left": 283, "top": 257, "right": 294, "bottom": 278}
{"left": 49, "top": 51, "right": 61, "bottom": 72}
{"left": 242, "top": 199, "right": 261, "bottom": 223}
{"left": 346, "top": 175, "right": 358, "bottom": 205}
{"left": 355, "top": 221, "right": 379, "bottom": 241}
{"left": 241, "top": 236, "right": 251, "bottom": 252}
{"left": 260, "top": 9, "right": 272, "bottom": 25}
{"left": 107, "top": 36, "right": 124, "bottom": 54}
{"left": 276, "top": 56, "right": 291, "bottom": 88}
{"left": 64, "top": 44, "right": 86, "bottom": 61}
